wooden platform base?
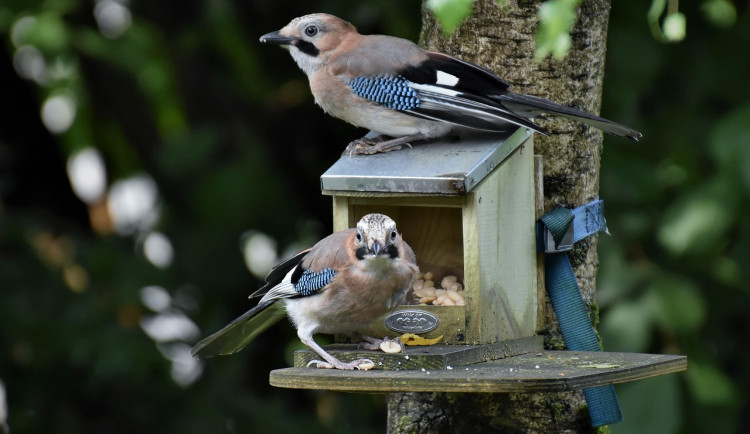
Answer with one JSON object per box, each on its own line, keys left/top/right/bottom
{"left": 293, "top": 336, "right": 543, "bottom": 371}
{"left": 271, "top": 350, "right": 686, "bottom": 393}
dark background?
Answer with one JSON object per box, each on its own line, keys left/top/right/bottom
{"left": 1, "top": 1, "right": 748, "bottom": 433}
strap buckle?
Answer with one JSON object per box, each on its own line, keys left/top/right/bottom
{"left": 544, "top": 222, "right": 574, "bottom": 253}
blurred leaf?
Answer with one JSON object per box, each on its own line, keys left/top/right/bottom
{"left": 655, "top": 160, "right": 689, "bottom": 189}
{"left": 535, "top": 0, "right": 580, "bottom": 60}
{"left": 596, "top": 238, "right": 646, "bottom": 307}
{"left": 686, "top": 360, "right": 739, "bottom": 405}
{"left": 157, "top": 128, "right": 219, "bottom": 178}
{"left": 427, "top": 0, "right": 475, "bottom": 35}
{"left": 0, "top": 8, "right": 13, "bottom": 32}
{"left": 611, "top": 375, "right": 681, "bottom": 434}
{"left": 708, "top": 102, "right": 750, "bottom": 189}
{"left": 25, "top": 12, "right": 69, "bottom": 53}
{"left": 711, "top": 256, "right": 740, "bottom": 287}
{"left": 651, "top": 274, "right": 706, "bottom": 332}
{"left": 600, "top": 293, "right": 657, "bottom": 353}
{"left": 658, "top": 180, "right": 736, "bottom": 256}
{"left": 702, "top": 0, "right": 736, "bottom": 28}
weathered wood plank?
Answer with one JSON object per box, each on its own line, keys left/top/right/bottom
{"left": 294, "top": 336, "right": 543, "bottom": 370}
{"left": 464, "top": 138, "right": 537, "bottom": 343}
{"left": 271, "top": 351, "right": 687, "bottom": 393}
{"left": 331, "top": 195, "right": 353, "bottom": 232}
{"left": 534, "top": 155, "right": 547, "bottom": 333}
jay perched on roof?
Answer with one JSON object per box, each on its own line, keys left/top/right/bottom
{"left": 260, "top": 13, "right": 641, "bottom": 155}
{"left": 191, "top": 213, "right": 419, "bottom": 370}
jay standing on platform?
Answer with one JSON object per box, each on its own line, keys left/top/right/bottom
{"left": 192, "top": 214, "right": 419, "bottom": 370}
{"left": 260, "top": 13, "right": 641, "bottom": 155}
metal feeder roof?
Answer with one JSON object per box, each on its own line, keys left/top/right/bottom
{"left": 321, "top": 127, "right": 531, "bottom": 195}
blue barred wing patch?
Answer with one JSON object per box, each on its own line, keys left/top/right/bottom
{"left": 349, "top": 75, "right": 420, "bottom": 111}
{"left": 295, "top": 267, "right": 337, "bottom": 296}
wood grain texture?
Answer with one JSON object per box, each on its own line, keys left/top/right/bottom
{"left": 293, "top": 336, "right": 542, "bottom": 370}
{"left": 464, "top": 139, "right": 537, "bottom": 344}
{"left": 271, "top": 351, "right": 687, "bottom": 393}
{"left": 534, "top": 155, "right": 548, "bottom": 333}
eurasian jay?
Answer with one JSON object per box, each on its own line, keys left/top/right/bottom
{"left": 191, "top": 213, "right": 419, "bottom": 370}
{"left": 260, "top": 13, "right": 642, "bottom": 155}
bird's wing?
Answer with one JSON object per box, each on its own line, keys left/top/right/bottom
{"left": 406, "top": 51, "right": 511, "bottom": 94}
{"left": 342, "top": 48, "right": 547, "bottom": 134}
{"left": 190, "top": 232, "right": 353, "bottom": 358}
{"left": 345, "top": 48, "right": 641, "bottom": 140}
{"left": 249, "top": 248, "right": 311, "bottom": 299}
{"left": 190, "top": 299, "right": 287, "bottom": 358}
{"left": 257, "top": 229, "right": 356, "bottom": 303}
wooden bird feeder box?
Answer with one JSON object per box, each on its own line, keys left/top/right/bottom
{"left": 322, "top": 127, "right": 538, "bottom": 347}
{"left": 269, "top": 127, "right": 686, "bottom": 396}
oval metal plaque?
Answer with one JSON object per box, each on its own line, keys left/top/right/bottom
{"left": 385, "top": 309, "right": 439, "bottom": 334}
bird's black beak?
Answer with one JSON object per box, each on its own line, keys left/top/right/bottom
{"left": 371, "top": 241, "right": 382, "bottom": 256}
{"left": 259, "top": 31, "right": 298, "bottom": 46}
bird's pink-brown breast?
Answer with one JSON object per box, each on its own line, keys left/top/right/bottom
{"left": 298, "top": 227, "right": 418, "bottom": 333}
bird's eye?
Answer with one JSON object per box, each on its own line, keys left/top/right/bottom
{"left": 390, "top": 230, "right": 397, "bottom": 241}
{"left": 356, "top": 232, "right": 362, "bottom": 242}
{"left": 304, "top": 25, "right": 319, "bottom": 37}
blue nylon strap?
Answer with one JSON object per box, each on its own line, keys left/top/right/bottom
{"left": 540, "top": 207, "right": 574, "bottom": 246}
{"left": 541, "top": 200, "right": 623, "bottom": 427}
{"left": 572, "top": 199, "right": 607, "bottom": 243}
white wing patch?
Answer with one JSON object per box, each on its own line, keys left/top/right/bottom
{"left": 409, "top": 82, "right": 460, "bottom": 97}
{"left": 259, "top": 267, "right": 298, "bottom": 304}
{"left": 436, "top": 70, "right": 459, "bottom": 87}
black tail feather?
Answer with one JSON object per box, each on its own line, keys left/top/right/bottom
{"left": 495, "top": 93, "right": 642, "bottom": 141}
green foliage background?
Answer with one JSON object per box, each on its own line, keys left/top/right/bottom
{"left": 0, "top": 1, "right": 747, "bottom": 433}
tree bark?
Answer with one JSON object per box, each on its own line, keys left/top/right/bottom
{"left": 387, "top": 0, "right": 611, "bottom": 432}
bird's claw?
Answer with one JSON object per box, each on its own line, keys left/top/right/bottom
{"left": 344, "top": 137, "right": 409, "bottom": 156}
{"left": 306, "top": 358, "right": 376, "bottom": 371}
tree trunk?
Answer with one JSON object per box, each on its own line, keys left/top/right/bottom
{"left": 386, "top": 0, "right": 611, "bottom": 432}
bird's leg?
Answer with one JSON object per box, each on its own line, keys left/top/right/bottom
{"left": 300, "top": 335, "right": 375, "bottom": 371}
{"left": 344, "top": 134, "right": 427, "bottom": 156}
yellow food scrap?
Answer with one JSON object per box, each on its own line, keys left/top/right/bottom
{"left": 399, "top": 333, "right": 443, "bottom": 346}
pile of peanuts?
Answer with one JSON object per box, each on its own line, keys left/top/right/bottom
{"left": 412, "top": 271, "right": 466, "bottom": 306}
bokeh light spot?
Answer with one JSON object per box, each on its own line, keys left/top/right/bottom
{"left": 158, "top": 343, "right": 203, "bottom": 387}
{"left": 13, "top": 45, "right": 46, "bottom": 83}
{"left": 10, "top": 16, "right": 36, "bottom": 47}
{"left": 241, "top": 231, "right": 278, "bottom": 279}
{"left": 107, "top": 174, "right": 160, "bottom": 235}
{"left": 94, "top": 0, "right": 132, "bottom": 39}
{"left": 140, "top": 311, "right": 199, "bottom": 343}
{"left": 67, "top": 147, "right": 107, "bottom": 204}
{"left": 141, "top": 286, "right": 172, "bottom": 312}
{"left": 143, "top": 231, "right": 174, "bottom": 268}
{"left": 41, "top": 94, "right": 76, "bottom": 134}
